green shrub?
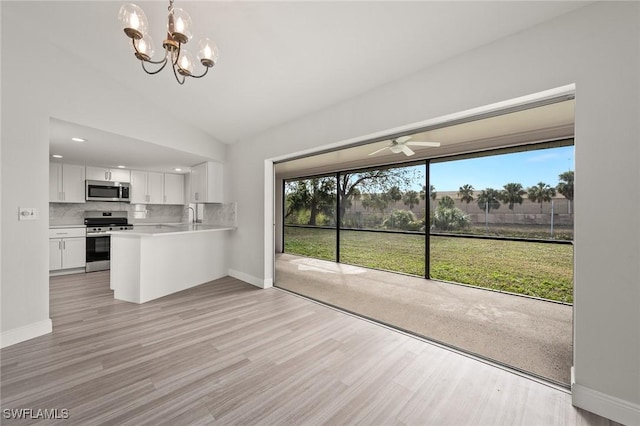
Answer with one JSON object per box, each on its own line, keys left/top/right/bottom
{"left": 433, "top": 207, "right": 471, "bottom": 231}
{"left": 383, "top": 210, "right": 422, "bottom": 231}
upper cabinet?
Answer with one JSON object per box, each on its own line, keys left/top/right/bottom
{"left": 49, "top": 163, "right": 85, "bottom": 203}
{"left": 164, "top": 173, "right": 185, "bottom": 205}
{"left": 131, "top": 171, "right": 185, "bottom": 205}
{"left": 86, "top": 166, "right": 131, "bottom": 183}
{"left": 190, "top": 161, "right": 223, "bottom": 203}
{"left": 130, "top": 170, "right": 164, "bottom": 204}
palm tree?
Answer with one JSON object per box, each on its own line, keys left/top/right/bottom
{"left": 371, "top": 193, "right": 389, "bottom": 215}
{"left": 457, "top": 184, "right": 474, "bottom": 204}
{"left": 403, "top": 190, "right": 420, "bottom": 211}
{"left": 477, "top": 188, "right": 501, "bottom": 212}
{"left": 477, "top": 188, "right": 500, "bottom": 232}
{"left": 527, "top": 182, "right": 557, "bottom": 212}
{"left": 438, "top": 195, "right": 456, "bottom": 209}
{"left": 500, "top": 182, "right": 526, "bottom": 210}
{"left": 419, "top": 184, "right": 437, "bottom": 201}
{"left": 557, "top": 171, "right": 574, "bottom": 214}
{"left": 387, "top": 186, "right": 403, "bottom": 206}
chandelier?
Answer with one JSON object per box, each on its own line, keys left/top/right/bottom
{"left": 118, "top": 0, "right": 218, "bottom": 85}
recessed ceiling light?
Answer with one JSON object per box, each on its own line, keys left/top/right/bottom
{"left": 117, "top": 165, "right": 126, "bottom": 169}
{"left": 52, "top": 154, "right": 63, "bottom": 158}
{"left": 174, "top": 168, "right": 182, "bottom": 172}
{"left": 71, "top": 137, "right": 86, "bottom": 142}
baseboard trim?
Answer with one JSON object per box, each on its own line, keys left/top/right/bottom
{"left": 49, "top": 267, "right": 85, "bottom": 277}
{"left": 573, "top": 383, "right": 640, "bottom": 426}
{"left": 0, "top": 319, "right": 52, "bottom": 348}
{"left": 228, "top": 269, "right": 272, "bottom": 289}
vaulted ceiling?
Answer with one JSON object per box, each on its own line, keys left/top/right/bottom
{"left": 7, "top": 1, "right": 588, "bottom": 170}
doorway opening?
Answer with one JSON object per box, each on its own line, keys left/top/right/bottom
{"left": 272, "top": 94, "right": 575, "bottom": 386}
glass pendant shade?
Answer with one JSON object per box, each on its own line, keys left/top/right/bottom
{"left": 197, "top": 38, "right": 219, "bottom": 67}
{"left": 119, "top": 1, "right": 217, "bottom": 84}
{"left": 134, "top": 34, "right": 155, "bottom": 60}
{"left": 177, "top": 50, "right": 195, "bottom": 76}
{"left": 119, "top": 3, "right": 148, "bottom": 39}
{"left": 168, "top": 8, "right": 193, "bottom": 44}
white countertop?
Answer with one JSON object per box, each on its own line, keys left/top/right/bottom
{"left": 49, "top": 224, "right": 86, "bottom": 229}
{"left": 112, "top": 223, "right": 235, "bottom": 237}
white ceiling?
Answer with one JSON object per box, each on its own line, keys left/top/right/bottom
{"left": 49, "top": 118, "right": 210, "bottom": 173}
{"left": 10, "top": 1, "right": 589, "bottom": 169}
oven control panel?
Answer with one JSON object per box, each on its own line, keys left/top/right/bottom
{"left": 87, "top": 225, "right": 134, "bottom": 234}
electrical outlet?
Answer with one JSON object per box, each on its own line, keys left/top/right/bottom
{"left": 18, "top": 207, "right": 38, "bottom": 221}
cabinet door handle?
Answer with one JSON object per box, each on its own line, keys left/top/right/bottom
{"left": 58, "top": 241, "right": 62, "bottom": 250}
{"left": 63, "top": 240, "right": 66, "bottom": 250}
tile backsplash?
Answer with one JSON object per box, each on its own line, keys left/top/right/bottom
{"left": 202, "top": 202, "right": 237, "bottom": 227}
{"left": 50, "top": 201, "right": 237, "bottom": 227}
{"left": 50, "top": 202, "right": 186, "bottom": 225}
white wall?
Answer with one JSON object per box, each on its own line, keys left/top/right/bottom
{"left": 0, "top": 5, "right": 225, "bottom": 344}
{"left": 1, "top": 1, "right": 638, "bottom": 423}
{"left": 227, "top": 2, "right": 639, "bottom": 423}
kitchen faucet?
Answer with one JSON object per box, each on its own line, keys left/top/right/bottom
{"left": 185, "top": 206, "right": 196, "bottom": 223}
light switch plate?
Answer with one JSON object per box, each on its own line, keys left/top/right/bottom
{"left": 18, "top": 207, "right": 38, "bottom": 221}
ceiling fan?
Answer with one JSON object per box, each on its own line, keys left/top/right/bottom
{"left": 368, "top": 136, "right": 440, "bottom": 157}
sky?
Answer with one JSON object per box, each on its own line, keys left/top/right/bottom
{"left": 429, "top": 145, "right": 574, "bottom": 192}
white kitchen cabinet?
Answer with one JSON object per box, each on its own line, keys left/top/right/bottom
{"left": 49, "top": 227, "right": 86, "bottom": 272}
{"left": 164, "top": 173, "right": 185, "bottom": 205}
{"left": 148, "top": 172, "right": 164, "bottom": 204}
{"left": 190, "top": 161, "right": 223, "bottom": 203}
{"left": 130, "top": 170, "right": 164, "bottom": 204}
{"left": 49, "top": 163, "right": 86, "bottom": 203}
{"left": 86, "top": 166, "right": 131, "bottom": 183}
{"left": 49, "top": 239, "right": 63, "bottom": 270}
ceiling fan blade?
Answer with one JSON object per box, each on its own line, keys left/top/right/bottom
{"left": 400, "top": 145, "right": 415, "bottom": 156}
{"left": 406, "top": 141, "right": 441, "bottom": 147}
{"left": 368, "top": 146, "right": 389, "bottom": 156}
{"left": 395, "top": 136, "right": 412, "bottom": 144}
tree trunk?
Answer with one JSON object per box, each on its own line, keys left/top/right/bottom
{"left": 309, "top": 203, "right": 318, "bottom": 226}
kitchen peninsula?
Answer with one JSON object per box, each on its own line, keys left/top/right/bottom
{"left": 110, "top": 224, "right": 235, "bottom": 303}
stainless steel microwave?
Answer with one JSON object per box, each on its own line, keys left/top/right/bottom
{"left": 86, "top": 180, "right": 130, "bottom": 202}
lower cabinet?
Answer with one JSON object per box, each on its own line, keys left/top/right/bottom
{"left": 49, "top": 228, "right": 86, "bottom": 272}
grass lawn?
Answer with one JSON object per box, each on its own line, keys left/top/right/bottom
{"left": 283, "top": 227, "right": 574, "bottom": 303}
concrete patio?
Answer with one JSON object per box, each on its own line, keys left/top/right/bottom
{"left": 275, "top": 253, "right": 572, "bottom": 386}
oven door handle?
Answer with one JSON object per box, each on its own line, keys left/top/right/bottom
{"left": 86, "top": 233, "right": 110, "bottom": 238}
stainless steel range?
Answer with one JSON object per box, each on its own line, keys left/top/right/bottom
{"left": 84, "top": 211, "right": 133, "bottom": 272}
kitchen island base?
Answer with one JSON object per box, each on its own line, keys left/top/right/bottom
{"left": 110, "top": 226, "right": 232, "bottom": 304}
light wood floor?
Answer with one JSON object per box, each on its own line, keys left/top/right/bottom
{"left": 1, "top": 272, "right": 618, "bottom": 425}
{"left": 276, "top": 253, "right": 573, "bottom": 385}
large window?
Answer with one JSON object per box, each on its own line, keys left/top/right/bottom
{"left": 282, "top": 142, "right": 574, "bottom": 303}
{"left": 284, "top": 175, "right": 337, "bottom": 261}
{"left": 429, "top": 145, "right": 574, "bottom": 302}
{"left": 284, "top": 163, "right": 427, "bottom": 276}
